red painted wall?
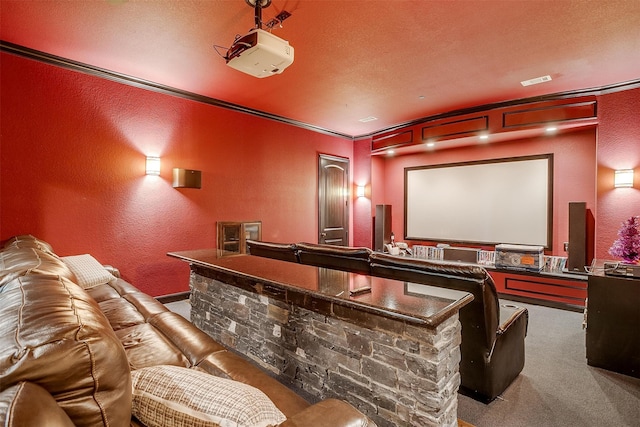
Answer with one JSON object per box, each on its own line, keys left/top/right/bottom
{"left": 367, "top": 128, "right": 598, "bottom": 257}
{"left": 595, "top": 88, "right": 640, "bottom": 258}
{"left": 369, "top": 153, "right": 387, "bottom": 247}
{"left": 0, "top": 53, "right": 353, "bottom": 296}
{"left": 2, "top": 54, "right": 637, "bottom": 301}
{"left": 353, "top": 138, "right": 372, "bottom": 247}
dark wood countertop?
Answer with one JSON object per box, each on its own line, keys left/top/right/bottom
{"left": 168, "top": 249, "right": 473, "bottom": 327}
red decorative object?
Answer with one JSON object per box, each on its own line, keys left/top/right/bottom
{"left": 609, "top": 216, "right": 640, "bottom": 263}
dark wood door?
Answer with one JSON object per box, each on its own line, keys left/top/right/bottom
{"left": 318, "top": 154, "right": 349, "bottom": 245}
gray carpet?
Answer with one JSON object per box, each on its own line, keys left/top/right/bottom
{"left": 164, "top": 299, "right": 191, "bottom": 320}
{"left": 165, "top": 298, "right": 640, "bottom": 426}
{"left": 457, "top": 300, "right": 640, "bottom": 427}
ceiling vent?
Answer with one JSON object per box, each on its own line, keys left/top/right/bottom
{"left": 221, "top": 0, "right": 294, "bottom": 78}
{"left": 358, "top": 116, "right": 379, "bottom": 123}
{"left": 520, "top": 75, "right": 552, "bottom": 87}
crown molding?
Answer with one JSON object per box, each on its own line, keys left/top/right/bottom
{"left": 0, "top": 40, "right": 354, "bottom": 140}
{"left": 3, "top": 40, "right": 639, "bottom": 142}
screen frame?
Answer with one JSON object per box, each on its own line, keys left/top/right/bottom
{"left": 404, "top": 154, "right": 553, "bottom": 249}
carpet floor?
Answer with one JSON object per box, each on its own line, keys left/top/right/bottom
{"left": 457, "top": 300, "right": 640, "bottom": 427}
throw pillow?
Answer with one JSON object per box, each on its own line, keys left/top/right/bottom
{"left": 131, "top": 365, "right": 287, "bottom": 427}
{"left": 62, "top": 254, "right": 115, "bottom": 289}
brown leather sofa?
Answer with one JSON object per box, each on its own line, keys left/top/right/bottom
{"left": 248, "top": 240, "right": 529, "bottom": 402}
{"left": 0, "top": 235, "right": 376, "bottom": 427}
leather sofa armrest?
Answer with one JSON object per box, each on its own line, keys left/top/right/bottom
{"left": 103, "top": 264, "right": 121, "bottom": 278}
{"left": 276, "top": 399, "right": 376, "bottom": 427}
{"left": 498, "top": 304, "right": 528, "bottom": 335}
{"left": 0, "top": 382, "right": 75, "bottom": 427}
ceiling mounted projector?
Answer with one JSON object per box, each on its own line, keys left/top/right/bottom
{"left": 223, "top": 0, "right": 294, "bottom": 78}
{"left": 226, "top": 28, "right": 294, "bottom": 78}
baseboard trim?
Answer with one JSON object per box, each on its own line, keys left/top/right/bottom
{"left": 156, "top": 291, "right": 190, "bottom": 304}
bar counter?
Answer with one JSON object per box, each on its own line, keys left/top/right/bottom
{"left": 168, "top": 249, "right": 473, "bottom": 327}
{"left": 168, "top": 249, "right": 473, "bottom": 426}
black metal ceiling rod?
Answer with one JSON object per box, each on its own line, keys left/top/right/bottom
{"left": 246, "top": 0, "right": 272, "bottom": 29}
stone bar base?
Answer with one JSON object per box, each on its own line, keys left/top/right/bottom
{"left": 191, "top": 271, "right": 462, "bottom": 427}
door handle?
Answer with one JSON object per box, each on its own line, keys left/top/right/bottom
{"left": 320, "top": 233, "right": 327, "bottom": 237}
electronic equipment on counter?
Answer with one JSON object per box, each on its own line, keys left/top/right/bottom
{"left": 495, "top": 244, "right": 544, "bottom": 272}
{"left": 385, "top": 242, "right": 412, "bottom": 256}
{"left": 603, "top": 262, "right": 640, "bottom": 279}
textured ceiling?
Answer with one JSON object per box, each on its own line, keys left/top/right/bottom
{"left": 2, "top": 0, "right": 639, "bottom": 137}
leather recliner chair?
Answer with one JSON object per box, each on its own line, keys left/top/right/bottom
{"left": 246, "top": 240, "right": 299, "bottom": 263}
{"left": 295, "top": 242, "right": 373, "bottom": 274}
{"left": 369, "top": 252, "right": 529, "bottom": 402}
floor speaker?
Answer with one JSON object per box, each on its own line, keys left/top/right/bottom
{"left": 567, "top": 202, "right": 587, "bottom": 272}
{"left": 375, "top": 205, "right": 392, "bottom": 252}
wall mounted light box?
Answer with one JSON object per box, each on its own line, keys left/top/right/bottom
{"left": 173, "top": 168, "right": 202, "bottom": 189}
{"left": 614, "top": 169, "right": 634, "bottom": 188}
{"left": 356, "top": 185, "right": 366, "bottom": 198}
{"left": 145, "top": 156, "right": 161, "bottom": 175}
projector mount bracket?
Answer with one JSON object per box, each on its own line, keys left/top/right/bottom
{"left": 215, "top": 0, "right": 293, "bottom": 63}
{"left": 244, "top": 0, "right": 291, "bottom": 31}
{"left": 245, "top": 0, "right": 271, "bottom": 29}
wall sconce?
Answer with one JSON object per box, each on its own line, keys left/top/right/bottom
{"left": 614, "top": 169, "right": 634, "bottom": 188}
{"left": 145, "top": 156, "right": 161, "bottom": 176}
{"left": 173, "top": 168, "right": 202, "bottom": 189}
{"left": 356, "top": 185, "right": 366, "bottom": 198}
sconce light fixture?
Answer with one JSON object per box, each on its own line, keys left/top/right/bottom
{"left": 356, "top": 185, "right": 366, "bottom": 198}
{"left": 145, "top": 156, "right": 161, "bottom": 176}
{"left": 614, "top": 169, "right": 634, "bottom": 188}
{"left": 173, "top": 168, "right": 202, "bottom": 189}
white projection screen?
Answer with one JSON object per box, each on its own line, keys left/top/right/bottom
{"left": 405, "top": 154, "right": 553, "bottom": 248}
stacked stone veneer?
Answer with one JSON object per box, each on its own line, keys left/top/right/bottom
{"left": 190, "top": 271, "right": 462, "bottom": 427}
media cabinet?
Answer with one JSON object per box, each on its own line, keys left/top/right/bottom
{"left": 586, "top": 272, "right": 640, "bottom": 378}
{"left": 410, "top": 245, "right": 588, "bottom": 311}
{"left": 489, "top": 268, "right": 587, "bottom": 311}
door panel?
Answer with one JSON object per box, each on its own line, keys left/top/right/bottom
{"left": 318, "top": 155, "right": 349, "bottom": 245}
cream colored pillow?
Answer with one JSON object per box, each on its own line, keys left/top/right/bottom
{"left": 131, "top": 365, "right": 286, "bottom": 427}
{"left": 62, "top": 254, "right": 115, "bottom": 289}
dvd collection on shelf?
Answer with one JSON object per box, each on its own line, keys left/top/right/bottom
{"left": 409, "top": 244, "right": 567, "bottom": 273}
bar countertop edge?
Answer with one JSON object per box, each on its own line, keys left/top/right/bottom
{"left": 168, "top": 249, "right": 474, "bottom": 327}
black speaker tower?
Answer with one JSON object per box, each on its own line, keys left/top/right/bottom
{"left": 375, "top": 205, "right": 392, "bottom": 252}
{"left": 567, "top": 202, "right": 587, "bottom": 272}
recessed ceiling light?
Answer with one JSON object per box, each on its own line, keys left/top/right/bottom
{"left": 479, "top": 135, "right": 489, "bottom": 141}
{"left": 387, "top": 150, "right": 395, "bottom": 155}
{"left": 426, "top": 142, "right": 435, "bottom": 148}
{"left": 358, "top": 116, "right": 378, "bottom": 123}
{"left": 546, "top": 126, "right": 558, "bottom": 133}
{"left": 521, "top": 75, "right": 552, "bottom": 87}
